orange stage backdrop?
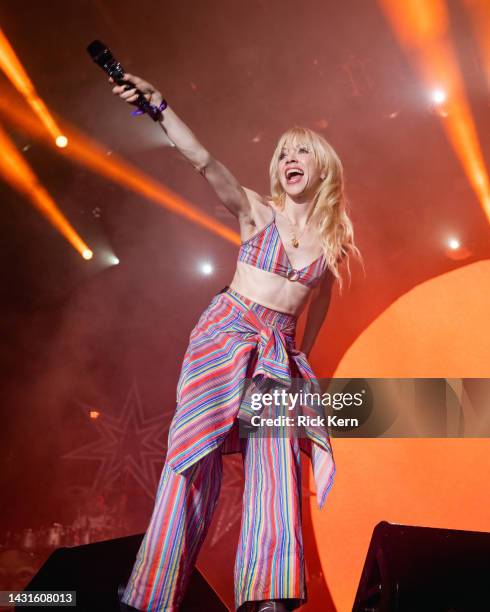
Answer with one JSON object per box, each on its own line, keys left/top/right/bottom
{"left": 311, "top": 259, "right": 490, "bottom": 611}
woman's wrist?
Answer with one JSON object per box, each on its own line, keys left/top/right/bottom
{"left": 151, "top": 91, "right": 164, "bottom": 107}
{"left": 151, "top": 92, "right": 168, "bottom": 122}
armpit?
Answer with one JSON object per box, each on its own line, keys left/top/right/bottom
{"left": 242, "top": 187, "right": 275, "bottom": 225}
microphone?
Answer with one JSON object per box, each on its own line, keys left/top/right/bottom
{"left": 86, "top": 40, "right": 164, "bottom": 121}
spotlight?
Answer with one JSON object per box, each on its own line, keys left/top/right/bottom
{"left": 56, "top": 135, "right": 68, "bottom": 148}
{"left": 82, "top": 248, "right": 93, "bottom": 260}
{"left": 111, "top": 256, "right": 120, "bottom": 265}
{"left": 431, "top": 88, "right": 447, "bottom": 105}
{"left": 445, "top": 238, "right": 470, "bottom": 261}
{"left": 89, "top": 410, "right": 100, "bottom": 419}
{"left": 200, "top": 262, "right": 213, "bottom": 275}
{"left": 429, "top": 89, "right": 449, "bottom": 118}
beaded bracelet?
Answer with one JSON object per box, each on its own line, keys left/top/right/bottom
{"left": 131, "top": 99, "right": 168, "bottom": 121}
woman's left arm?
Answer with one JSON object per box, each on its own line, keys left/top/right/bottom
{"left": 300, "top": 272, "right": 334, "bottom": 358}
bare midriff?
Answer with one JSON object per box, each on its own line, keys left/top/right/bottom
{"left": 229, "top": 261, "right": 312, "bottom": 316}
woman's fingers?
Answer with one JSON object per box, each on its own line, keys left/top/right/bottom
{"left": 109, "top": 73, "right": 155, "bottom": 106}
{"left": 123, "top": 73, "right": 142, "bottom": 88}
{"left": 124, "top": 73, "right": 137, "bottom": 84}
{"left": 120, "top": 87, "right": 138, "bottom": 100}
{"left": 112, "top": 84, "right": 135, "bottom": 96}
{"left": 111, "top": 83, "right": 139, "bottom": 106}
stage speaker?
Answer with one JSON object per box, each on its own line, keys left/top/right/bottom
{"left": 353, "top": 521, "right": 490, "bottom": 612}
{"left": 17, "top": 534, "right": 228, "bottom": 611}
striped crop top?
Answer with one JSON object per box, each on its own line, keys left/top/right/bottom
{"left": 237, "top": 207, "right": 327, "bottom": 289}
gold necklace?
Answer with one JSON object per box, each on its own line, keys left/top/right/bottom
{"left": 284, "top": 211, "right": 309, "bottom": 248}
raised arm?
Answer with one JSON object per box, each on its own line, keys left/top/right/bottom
{"left": 111, "top": 73, "right": 251, "bottom": 221}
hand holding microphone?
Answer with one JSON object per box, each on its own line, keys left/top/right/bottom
{"left": 87, "top": 40, "right": 167, "bottom": 121}
{"left": 110, "top": 73, "right": 164, "bottom": 116}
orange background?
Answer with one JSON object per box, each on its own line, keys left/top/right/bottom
{"left": 310, "top": 260, "right": 490, "bottom": 611}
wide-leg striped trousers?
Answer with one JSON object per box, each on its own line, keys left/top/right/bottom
{"left": 121, "top": 432, "right": 305, "bottom": 611}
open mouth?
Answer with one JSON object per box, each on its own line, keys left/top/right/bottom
{"left": 285, "top": 167, "right": 304, "bottom": 184}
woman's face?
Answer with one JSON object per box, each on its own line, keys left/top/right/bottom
{"left": 277, "top": 140, "right": 323, "bottom": 200}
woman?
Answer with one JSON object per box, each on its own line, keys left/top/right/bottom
{"left": 111, "top": 73, "right": 360, "bottom": 612}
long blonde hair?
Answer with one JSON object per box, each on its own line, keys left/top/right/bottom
{"left": 269, "top": 126, "right": 362, "bottom": 292}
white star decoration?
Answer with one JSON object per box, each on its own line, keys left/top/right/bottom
{"left": 61, "top": 382, "right": 280, "bottom": 545}
{"left": 63, "top": 382, "right": 173, "bottom": 499}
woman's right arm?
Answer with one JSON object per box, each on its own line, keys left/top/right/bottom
{"left": 111, "top": 73, "right": 251, "bottom": 221}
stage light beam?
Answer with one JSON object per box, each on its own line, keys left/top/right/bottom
{"left": 378, "top": 0, "right": 490, "bottom": 224}
{"left": 0, "top": 27, "right": 67, "bottom": 146}
{"left": 0, "top": 124, "right": 92, "bottom": 258}
{"left": 0, "top": 95, "right": 241, "bottom": 246}
{"left": 463, "top": 0, "right": 490, "bottom": 94}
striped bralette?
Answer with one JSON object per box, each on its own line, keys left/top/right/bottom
{"left": 237, "top": 207, "right": 326, "bottom": 288}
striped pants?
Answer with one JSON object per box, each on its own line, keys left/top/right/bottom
{"left": 121, "top": 431, "right": 305, "bottom": 611}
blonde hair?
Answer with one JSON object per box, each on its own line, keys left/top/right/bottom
{"left": 269, "top": 126, "right": 362, "bottom": 292}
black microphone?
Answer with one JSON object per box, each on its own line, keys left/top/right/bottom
{"left": 86, "top": 40, "right": 162, "bottom": 121}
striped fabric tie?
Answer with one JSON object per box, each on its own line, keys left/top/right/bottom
{"left": 165, "top": 287, "right": 336, "bottom": 509}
